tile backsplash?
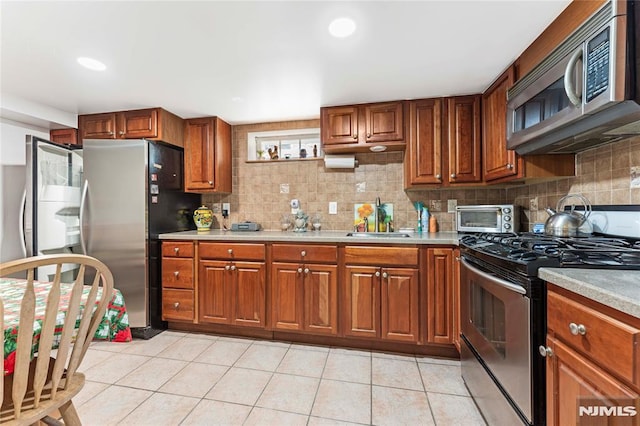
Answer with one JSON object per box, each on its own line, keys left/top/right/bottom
{"left": 202, "top": 120, "right": 640, "bottom": 233}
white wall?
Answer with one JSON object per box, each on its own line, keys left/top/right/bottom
{"left": 0, "top": 117, "right": 49, "bottom": 165}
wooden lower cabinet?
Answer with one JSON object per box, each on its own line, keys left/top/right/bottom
{"left": 344, "top": 265, "right": 419, "bottom": 343}
{"left": 426, "top": 248, "right": 455, "bottom": 344}
{"left": 199, "top": 260, "right": 266, "bottom": 327}
{"left": 161, "top": 241, "right": 195, "bottom": 322}
{"left": 271, "top": 262, "right": 338, "bottom": 335}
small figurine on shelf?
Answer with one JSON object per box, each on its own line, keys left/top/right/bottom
{"left": 313, "top": 144, "right": 318, "bottom": 157}
{"left": 268, "top": 146, "right": 279, "bottom": 159}
{"left": 293, "top": 210, "right": 308, "bottom": 232}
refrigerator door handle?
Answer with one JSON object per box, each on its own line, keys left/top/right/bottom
{"left": 79, "top": 180, "right": 89, "bottom": 255}
{"left": 19, "top": 188, "right": 27, "bottom": 257}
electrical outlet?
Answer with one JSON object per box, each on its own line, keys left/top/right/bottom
{"left": 530, "top": 197, "right": 539, "bottom": 211}
{"left": 329, "top": 201, "right": 338, "bottom": 215}
{"left": 290, "top": 199, "right": 300, "bottom": 214}
{"left": 222, "top": 202, "right": 230, "bottom": 218}
{"left": 447, "top": 199, "right": 457, "bottom": 213}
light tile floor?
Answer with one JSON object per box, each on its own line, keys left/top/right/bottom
{"left": 74, "top": 331, "right": 486, "bottom": 425}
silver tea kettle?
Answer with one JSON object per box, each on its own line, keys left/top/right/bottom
{"left": 544, "top": 194, "right": 592, "bottom": 237}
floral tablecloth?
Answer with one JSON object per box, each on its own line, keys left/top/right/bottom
{"left": 2, "top": 277, "right": 132, "bottom": 375}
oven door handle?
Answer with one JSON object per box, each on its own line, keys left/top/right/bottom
{"left": 460, "top": 257, "right": 527, "bottom": 295}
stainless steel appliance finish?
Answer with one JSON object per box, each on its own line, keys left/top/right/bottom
{"left": 507, "top": 0, "right": 640, "bottom": 154}
{"left": 81, "top": 139, "right": 200, "bottom": 337}
{"left": 0, "top": 165, "right": 27, "bottom": 264}
{"left": 456, "top": 204, "right": 519, "bottom": 233}
{"left": 460, "top": 255, "right": 536, "bottom": 425}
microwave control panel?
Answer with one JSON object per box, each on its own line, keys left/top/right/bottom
{"left": 586, "top": 27, "right": 610, "bottom": 102}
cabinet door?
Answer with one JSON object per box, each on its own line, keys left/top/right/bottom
{"left": 452, "top": 249, "right": 461, "bottom": 351}
{"left": 364, "top": 102, "right": 404, "bottom": 144}
{"left": 321, "top": 106, "right": 359, "bottom": 146}
{"left": 271, "top": 263, "right": 304, "bottom": 332}
{"left": 482, "top": 67, "right": 519, "bottom": 182}
{"left": 381, "top": 267, "right": 419, "bottom": 343}
{"left": 447, "top": 96, "right": 481, "bottom": 184}
{"left": 233, "top": 261, "right": 266, "bottom": 327}
{"left": 121, "top": 108, "right": 158, "bottom": 139}
{"left": 162, "top": 289, "right": 194, "bottom": 322}
{"left": 426, "top": 248, "right": 454, "bottom": 344}
{"left": 79, "top": 113, "right": 117, "bottom": 139}
{"left": 199, "top": 260, "right": 233, "bottom": 324}
{"left": 305, "top": 264, "right": 338, "bottom": 335}
{"left": 50, "top": 128, "right": 79, "bottom": 145}
{"left": 184, "top": 118, "right": 216, "bottom": 191}
{"left": 405, "top": 98, "right": 443, "bottom": 186}
{"left": 344, "top": 266, "right": 379, "bottom": 338}
{"left": 546, "top": 337, "right": 640, "bottom": 426}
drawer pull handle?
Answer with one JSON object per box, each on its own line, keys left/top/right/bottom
{"left": 304, "top": 268, "right": 309, "bottom": 274}
{"left": 569, "top": 322, "right": 587, "bottom": 336}
{"left": 173, "top": 302, "right": 180, "bottom": 309}
{"left": 228, "top": 249, "right": 233, "bottom": 255}
{"left": 230, "top": 265, "right": 236, "bottom": 271}
{"left": 174, "top": 271, "right": 179, "bottom": 277}
{"left": 225, "top": 265, "right": 230, "bottom": 271}
{"left": 301, "top": 250, "right": 306, "bottom": 257}
{"left": 297, "top": 267, "right": 303, "bottom": 273}
{"left": 538, "top": 345, "right": 553, "bottom": 357}
{"left": 174, "top": 247, "right": 180, "bottom": 254}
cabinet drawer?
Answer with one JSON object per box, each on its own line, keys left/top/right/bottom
{"left": 162, "top": 289, "right": 194, "bottom": 322}
{"left": 272, "top": 244, "right": 337, "bottom": 263}
{"left": 162, "top": 242, "right": 194, "bottom": 258}
{"left": 162, "top": 258, "right": 193, "bottom": 289}
{"left": 344, "top": 246, "right": 419, "bottom": 266}
{"left": 199, "top": 242, "right": 265, "bottom": 260}
{"left": 548, "top": 289, "right": 640, "bottom": 385}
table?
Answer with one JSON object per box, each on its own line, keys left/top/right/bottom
{"left": 2, "top": 277, "right": 132, "bottom": 375}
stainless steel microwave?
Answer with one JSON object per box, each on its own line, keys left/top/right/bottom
{"left": 507, "top": 0, "right": 640, "bottom": 155}
{"left": 456, "top": 205, "right": 519, "bottom": 233}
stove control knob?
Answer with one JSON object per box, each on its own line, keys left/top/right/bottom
{"left": 569, "top": 323, "right": 587, "bottom": 336}
{"left": 538, "top": 345, "right": 553, "bottom": 357}
{"left": 503, "top": 208, "right": 512, "bottom": 214}
{"left": 504, "top": 215, "right": 511, "bottom": 222}
{"left": 503, "top": 223, "right": 511, "bottom": 229}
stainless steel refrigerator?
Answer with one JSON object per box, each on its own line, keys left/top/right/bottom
{"left": 82, "top": 139, "right": 200, "bottom": 338}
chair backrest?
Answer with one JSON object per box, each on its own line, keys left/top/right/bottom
{"left": 0, "top": 254, "right": 114, "bottom": 421}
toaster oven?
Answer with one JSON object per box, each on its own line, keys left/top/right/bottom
{"left": 456, "top": 205, "right": 519, "bottom": 233}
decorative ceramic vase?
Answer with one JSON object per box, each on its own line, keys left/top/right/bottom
{"left": 293, "top": 211, "right": 308, "bottom": 232}
{"left": 193, "top": 205, "right": 213, "bottom": 232}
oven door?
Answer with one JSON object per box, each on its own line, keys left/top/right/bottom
{"left": 460, "top": 256, "right": 532, "bottom": 423}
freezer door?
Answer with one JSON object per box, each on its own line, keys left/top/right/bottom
{"left": 82, "top": 139, "right": 148, "bottom": 328}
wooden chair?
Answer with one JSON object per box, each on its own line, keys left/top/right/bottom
{"left": 0, "top": 254, "right": 114, "bottom": 425}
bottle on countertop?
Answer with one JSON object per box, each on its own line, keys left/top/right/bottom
{"left": 429, "top": 214, "right": 437, "bottom": 233}
{"left": 421, "top": 207, "right": 429, "bottom": 233}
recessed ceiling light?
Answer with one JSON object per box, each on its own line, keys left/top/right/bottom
{"left": 328, "top": 17, "right": 356, "bottom": 38}
{"left": 77, "top": 57, "right": 106, "bottom": 71}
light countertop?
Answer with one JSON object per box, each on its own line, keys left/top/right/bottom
{"left": 539, "top": 268, "right": 640, "bottom": 319}
{"left": 158, "top": 230, "right": 461, "bottom": 245}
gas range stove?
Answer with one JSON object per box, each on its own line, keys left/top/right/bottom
{"left": 460, "top": 232, "right": 640, "bottom": 277}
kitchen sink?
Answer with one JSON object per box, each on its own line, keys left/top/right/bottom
{"left": 346, "top": 232, "right": 411, "bottom": 238}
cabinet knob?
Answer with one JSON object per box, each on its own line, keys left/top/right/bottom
{"left": 109, "top": 131, "right": 114, "bottom": 136}
{"left": 225, "top": 265, "right": 230, "bottom": 271}
{"left": 173, "top": 302, "right": 180, "bottom": 309}
{"left": 174, "top": 247, "right": 180, "bottom": 254}
{"left": 230, "top": 265, "right": 236, "bottom": 271}
{"left": 228, "top": 249, "right": 233, "bottom": 255}
{"left": 301, "top": 250, "right": 306, "bottom": 257}
{"left": 450, "top": 173, "right": 457, "bottom": 179}
{"left": 208, "top": 181, "right": 213, "bottom": 185}
{"left": 569, "top": 322, "right": 587, "bottom": 336}
{"left": 435, "top": 174, "right": 441, "bottom": 180}
{"left": 297, "top": 267, "right": 303, "bottom": 273}
{"left": 538, "top": 345, "right": 553, "bottom": 357}
{"left": 353, "top": 134, "right": 358, "bottom": 139}
{"left": 506, "top": 163, "right": 514, "bottom": 170}
{"left": 304, "top": 268, "right": 309, "bottom": 274}
{"left": 173, "top": 271, "right": 179, "bottom": 277}
{"left": 375, "top": 271, "right": 381, "bottom": 277}
{"left": 366, "top": 133, "right": 371, "bottom": 138}
{"left": 382, "top": 272, "right": 388, "bottom": 279}
{"left": 118, "top": 131, "right": 125, "bottom": 136}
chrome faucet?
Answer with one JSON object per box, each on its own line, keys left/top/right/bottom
{"left": 375, "top": 197, "right": 381, "bottom": 232}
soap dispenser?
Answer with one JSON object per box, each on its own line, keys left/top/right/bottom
{"left": 422, "top": 207, "right": 429, "bottom": 233}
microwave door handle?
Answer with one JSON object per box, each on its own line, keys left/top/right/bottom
{"left": 460, "top": 257, "right": 526, "bottom": 295}
{"left": 564, "top": 48, "right": 583, "bottom": 107}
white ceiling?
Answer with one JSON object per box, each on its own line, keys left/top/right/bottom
{"left": 1, "top": 0, "right": 571, "bottom": 126}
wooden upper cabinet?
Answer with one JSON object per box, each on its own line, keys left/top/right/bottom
{"left": 321, "top": 101, "right": 405, "bottom": 153}
{"left": 49, "top": 128, "right": 79, "bottom": 146}
{"left": 447, "top": 95, "right": 482, "bottom": 184}
{"left": 404, "top": 98, "right": 443, "bottom": 186}
{"left": 184, "top": 117, "right": 232, "bottom": 193}
{"left": 482, "top": 67, "right": 518, "bottom": 182}
{"left": 78, "top": 108, "right": 184, "bottom": 147}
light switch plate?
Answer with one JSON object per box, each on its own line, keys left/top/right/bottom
{"left": 329, "top": 201, "right": 338, "bottom": 215}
